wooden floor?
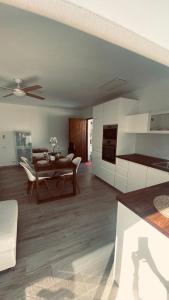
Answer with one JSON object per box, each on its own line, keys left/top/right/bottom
{"left": 0, "top": 164, "right": 118, "bottom": 300}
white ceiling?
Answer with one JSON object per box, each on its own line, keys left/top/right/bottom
{"left": 1, "top": 3, "right": 169, "bottom": 108}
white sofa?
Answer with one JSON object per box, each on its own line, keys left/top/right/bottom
{"left": 0, "top": 200, "right": 18, "bottom": 271}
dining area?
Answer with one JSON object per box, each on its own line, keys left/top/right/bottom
{"left": 19, "top": 151, "right": 82, "bottom": 203}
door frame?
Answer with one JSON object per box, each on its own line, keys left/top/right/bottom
{"left": 86, "top": 118, "right": 93, "bottom": 162}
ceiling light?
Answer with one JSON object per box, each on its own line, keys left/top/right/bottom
{"left": 13, "top": 88, "right": 25, "bottom": 97}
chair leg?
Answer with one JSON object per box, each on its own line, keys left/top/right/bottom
{"left": 27, "top": 180, "right": 31, "bottom": 194}
{"left": 76, "top": 180, "right": 80, "bottom": 194}
{"left": 29, "top": 182, "right": 34, "bottom": 201}
{"left": 60, "top": 176, "right": 66, "bottom": 191}
{"left": 55, "top": 177, "right": 61, "bottom": 187}
{"left": 44, "top": 179, "right": 50, "bottom": 191}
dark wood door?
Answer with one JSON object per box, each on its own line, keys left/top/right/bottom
{"left": 69, "top": 118, "right": 87, "bottom": 162}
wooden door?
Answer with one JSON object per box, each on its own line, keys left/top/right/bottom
{"left": 69, "top": 118, "right": 87, "bottom": 162}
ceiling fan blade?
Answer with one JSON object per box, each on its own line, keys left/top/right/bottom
{"left": 26, "top": 92, "right": 45, "bottom": 100}
{"left": 23, "top": 85, "right": 42, "bottom": 92}
{"left": 3, "top": 93, "right": 14, "bottom": 98}
{"left": 0, "top": 86, "right": 12, "bottom": 90}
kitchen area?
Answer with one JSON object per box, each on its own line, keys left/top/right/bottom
{"left": 92, "top": 97, "right": 169, "bottom": 299}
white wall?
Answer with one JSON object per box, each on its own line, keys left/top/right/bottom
{"left": 80, "top": 106, "right": 93, "bottom": 119}
{"left": 137, "top": 77, "right": 169, "bottom": 114}
{"left": 0, "top": 103, "right": 84, "bottom": 165}
{"left": 134, "top": 77, "right": 169, "bottom": 159}
{"left": 68, "top": 0, "right": 169, "bottom": 51}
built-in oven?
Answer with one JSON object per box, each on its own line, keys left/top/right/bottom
{"left": 102, "top": 124, "right": 118, "bottom": 164}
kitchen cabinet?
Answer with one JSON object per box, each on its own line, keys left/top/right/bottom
{"left": 92, "top": 150, "right": 115, "bottom": 186}
{"left": 146, "top": 167, "right": 169, "bottom": 187}
{"left": 115, "top": 158, "right": 129, "bottom": 192}
{"left": 99, "top": 166, "right": 115, "bottom": 186}
{"left": 127, "top": 161, "right": 147, "bottom": 192}
{"left": 125, "top": 113, "right": 150, "bottom": 133}
{"left": 92, "top": 150, "right": 102, "bottom": 177}
{"left": 114, "top": 174, "right": 127, "bottom": 193}
{"left": 92, "top": 97, "right": 138, "bottom": 186}
{"left": 103, "top": 101, "right": 118, "bottom": 125}
{"left": 115, "top": 157, "right": 129, "bottom": 174}
{"left": 150, "top": 111, "right": 169, "bottom": 133}
{"left": 125, "top": 111, "right": 169, "bottom": 134}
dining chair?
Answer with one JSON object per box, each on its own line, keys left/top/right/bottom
{"left": 20, "top": 156, "right": 34, "bottom": 172}
{"left": 66, "top": 153, "right": 74, "bottom": 160}
{"left": 58, "top": 157, "right": 82, "bottom": 193}
{"left": 20, "top": 162, "right": 50, "bottom": 201}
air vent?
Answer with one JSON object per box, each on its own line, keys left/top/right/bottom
{"left": 99, "top": 77, "right": 127, "bottom": 91}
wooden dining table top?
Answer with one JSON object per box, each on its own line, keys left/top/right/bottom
{"left": 33, "top": 158, "right": 76, "bottom": 172}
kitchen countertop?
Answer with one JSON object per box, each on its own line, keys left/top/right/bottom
{"left": 117, "top": 182, "right": 169, "bottom": 238}
{"left": 116, "top": 153, "right": 169, "bottom": 172}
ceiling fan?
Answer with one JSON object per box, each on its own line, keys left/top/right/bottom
{"left": 0, "top": 78, "right": 45, "bottom": 100}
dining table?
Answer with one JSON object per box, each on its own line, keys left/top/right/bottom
{"left": 33, "top": 158, "right": 77, "bottom": 203}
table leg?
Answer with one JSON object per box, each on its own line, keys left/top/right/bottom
{"left": 36, "top": 172, "right": 40, "bottom": 203}
{"left": 73, "top": 168, "right": 76, "bottom": 195}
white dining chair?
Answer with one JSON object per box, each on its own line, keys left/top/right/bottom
{"left": 20, "top": 156, "right": 34, "bottom": 172}
{"left": 66, "top": 153, "right": 74, "bottom": 160}
{"left": 58, "top": 157, "right": 82, "bottom": 193}
{"left": 20, "top": 162, "right": 50, "bottom": 201}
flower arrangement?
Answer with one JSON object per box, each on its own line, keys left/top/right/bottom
{"left": 49, "top": 137, "right": 58, "bottom": 153}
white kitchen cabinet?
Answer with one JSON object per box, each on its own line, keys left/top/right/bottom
{"left": 114, "top": 174, "right": 127, "bottom": 193}
{"left": 125, "top": 113, "right": 150, "bottom": 133}
{"left": 99, "top": 160, "right": 116, "bottom": 186}
{"left": 99, "top": 166, "right": 115, "bottom": 186}
{"left": 92, "top": 97, "right": 138, "bottom": 187}
{"left": 114, "top": 158, "right": 129, "bottom": 192}
{"left": 127, "top": 162, "right": 147, "bottom": 192}
{"left": 103, "top": 101, "right": 118, "bottom": 125}
{"left": 92, "top": 150, "right": 102, "bottom": 177}
{"left": 146, "top": 167, "right": 169, "bottom": 187}
{"left": 92, "top": 104, "right": 103, "bottom": 152}
{"left": 101, "top": 159, "right": 115, "bottom": 174}
{"left": 116, "top": 158, "right": 129, "bottom": 174}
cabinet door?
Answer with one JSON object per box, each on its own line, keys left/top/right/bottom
{"left": 116, "top": 158, "right": 129, "bottom": 176}
{"left": 114, "top": 174, "right": 127, "bottom": 193}
{"left": 92, "top": 104, "right": 103, "bottom": 152}
{"left": 92, "top": 150, "right": 101, "bottom": 177}
{"left": 127, "top": 162, "right": 147, "bottom": 192}
{"left": 125, "top": 113, "right": 150, "bottom": 133}
{"left": 115, "top": 158, "right": 128, "bottom": 192}
{"left": 146, "top": 167, "right": 169, "bottom": 187}
{"left": 100, "top": 166, "right": 115, "bottom": 186}
{"left": 103, "top": 101, "right": 118, "bottom": 125}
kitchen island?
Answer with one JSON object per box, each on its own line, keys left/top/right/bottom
{"left": 113, "top": 183, "right": 169, "bottom": 300}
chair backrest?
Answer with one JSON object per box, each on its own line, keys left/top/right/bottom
{"left": 21, "top": 156, "right": 29, "bottom": 163}
{"left": 72, "top": 157, "right": 82, "bottom": 173}
{"left": 21, "top": 156, "right": 34, "bottom": 172}
{"left": 20, "top": 162, "right": 35, "bottom": 182}
{"left": 66, "top": 153, "right": 74, "bottom": 161}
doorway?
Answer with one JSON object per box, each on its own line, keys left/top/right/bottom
{"left": 69, "top": 118, "right": 93, "bottom": 163}
{"left": 87, "top": 118, "right": 93, "bottom": 162}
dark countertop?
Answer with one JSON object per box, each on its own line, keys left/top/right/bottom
{"left": 116, "top": 153, "right": 169, "bottom": 172}
{"left": 117, "top": 182, "right": 169, "bottom": 238}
